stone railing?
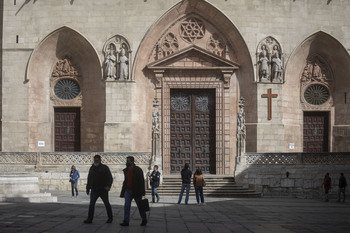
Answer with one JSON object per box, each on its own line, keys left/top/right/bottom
{"left": 0, "top": 152, "right": 152, "bottom": 166}
{"left": 244, "top": 152, "right": 350, "bottom": 165}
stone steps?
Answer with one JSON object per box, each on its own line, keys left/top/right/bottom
{"left": 147, "top": 175, "right": 261, "bottom": 198}
{"left": 0, "top": 193, "right": 58, "bottom": 203}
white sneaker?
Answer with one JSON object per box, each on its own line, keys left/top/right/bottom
{"left": 201, "top": 203, "right": 206, "bottom": 205}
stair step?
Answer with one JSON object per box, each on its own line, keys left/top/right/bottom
{"left": 147, "top": 176, "right": 261, "bottom": 198}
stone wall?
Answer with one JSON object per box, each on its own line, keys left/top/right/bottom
{"left": 0, "top": 152, "right": 152, "bottom": 193}
{"left": 235, "top": 153, "right": 350, "bottom": 198}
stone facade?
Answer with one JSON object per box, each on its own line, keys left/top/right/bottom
{"left": 1, "top": 0, "right": 350, "bottom": 175}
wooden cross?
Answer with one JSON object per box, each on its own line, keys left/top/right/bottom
{"left": 261, "top": 88, "right": 278, "bottom": 120}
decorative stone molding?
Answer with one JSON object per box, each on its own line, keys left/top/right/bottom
{"left": 245, "top": 153, "right": 350, "bottom": 165}
{"left": 207, "top": 34, "right": 225, "bottom": 57}
{"left": 179, "top": 17, "right": 205, "bottom": 44}
{"left": 50, "top": 56, "right": 82, "bottom": 106}
{"left": 300, "top": 54, "right": 333, "bottom": 110}
{"left": 0, "top": 152, "right": 152, "bottom": 165}
{"left": 256, "top": 37, "right": 284, "bottom": 83}
{"left": 103, "top": 35, "right": 132, "bottom": 81}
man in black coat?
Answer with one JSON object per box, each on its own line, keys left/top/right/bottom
{"left": 337, "top": 173, "right": 347, "bottom": 202}
{"left": 84, "top": 154, "right": 113, "bottom": 224}
{"left": 120, "top": 156, "right": 147, "bottom": 226}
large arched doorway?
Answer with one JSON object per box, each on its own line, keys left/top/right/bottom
{"left": 133, "top": 0, "right": 254, "bottom": 174}
{"left": 26, "top": 27, "right": 105, "bottom": 152}
{"left": 284, "top": 31, "right": 350, "bottom": 152}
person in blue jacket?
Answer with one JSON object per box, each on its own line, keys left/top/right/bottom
{"left": 69, "top": 165, "right": 80, "bottom": 197}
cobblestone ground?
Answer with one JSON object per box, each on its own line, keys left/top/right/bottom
{"left": 0, "top": 191, "right": 349, "bottom": 233}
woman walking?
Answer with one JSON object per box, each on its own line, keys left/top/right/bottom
{"left": 193, "top": 168, "right": 205, "bottom": 205}
{"left": 149, "top": 165, "right": 161, "bottom": 203}
{"left": 69, "top": 165, "right": 80, "bottom": 197}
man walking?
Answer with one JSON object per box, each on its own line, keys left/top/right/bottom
{"left": 177, "top": 163, "right": 192, "bottom": 205}
{"left": 337, "top": 173, "right": 347, "bottom": 202}
{"left": 120, "top": 156, "right": 147, "bottom": 226}
{"left": 84, "top": 154, "right": 113, "bottom": 224}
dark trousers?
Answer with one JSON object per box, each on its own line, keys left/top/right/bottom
{"left": 88, "top": 189, "right": 113, "bottom": 220}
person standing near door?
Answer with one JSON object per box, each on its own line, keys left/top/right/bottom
{"left": 177, "top": 163, "right": 192, "bottom": 205}
{"left": 149, "top": 165, "right": 161, "bottom": 203}
{"left": 84, "top": 154, "right": 113, "bottom": 224}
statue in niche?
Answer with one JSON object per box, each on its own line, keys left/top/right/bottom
{"left": 105, "top": 44, "right": 117, "bottom": 80}
{"left": 256, "top": 37, "right": 284, "bottom": 83}
{"left": 102, "top": 35, "right": 132, "bottom": 81}
{"left": 152, "top": 100, "right": 160, "bottom": 138}
{"left": 118, "top": 48, "right": 129, "bottom": 80}
{"left": 271, "top": 52, "right": 283, "bottom": 82}
{"left": 258, "top": 45, "right": 270, "bottom": 81}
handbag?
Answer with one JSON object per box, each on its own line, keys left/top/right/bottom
{"left": 139, "top": 198, "right": 150, "bottom": 212}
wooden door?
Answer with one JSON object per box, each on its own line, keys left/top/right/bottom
{"left": 303, "top": 111, "right": 329, "bottom": 152}
{"left": 170, "top": 89, "right": 216, "bottom": 174}
{"left": 54, "top": 108, "right": 81, "bottom": 152}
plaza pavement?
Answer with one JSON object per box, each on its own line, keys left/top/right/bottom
{"left": 0, "top": 191, "right": 349, "bottom": 233}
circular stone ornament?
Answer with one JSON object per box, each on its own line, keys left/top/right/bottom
{"left": 54, "top": 79, "right": 81, "bottom": 100}
{"left": 304, "top": 84, "right": 330, "bottom": 105}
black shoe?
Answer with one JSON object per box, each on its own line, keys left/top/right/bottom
{"left": 106, "top": 218, "right": 113, "bottom": 223}
{"left": 120, "top": 221, "right": 129, "bottom": 226}
{"left": 140, "top": 220, "right": 147, "bottom": 226}
{"left": 83, "top": 219, "right": 92, "bottom": 224}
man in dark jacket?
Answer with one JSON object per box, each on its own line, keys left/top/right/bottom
{"left": 337, "top": 173, "right": 347, "bottom": 202}
{"left": 120, "top": 156, "right": 147, "bottom": 227}
{"left": 84, "top": 154, "right": 113, "bottom": 224}
{"left": 177, "top": 163, "right": 192, "bottom": 205}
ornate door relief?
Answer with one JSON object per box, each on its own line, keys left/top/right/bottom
{"left": 300, "top": 54, "right": 333, "bottom": 110}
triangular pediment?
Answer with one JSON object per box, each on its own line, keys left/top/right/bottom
{"left": 147, "top": 45, "right": 239, "bottom": 70}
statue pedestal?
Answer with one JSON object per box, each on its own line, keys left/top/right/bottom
{"left": 0, "top": 174, "right": 57, "bottom": 203}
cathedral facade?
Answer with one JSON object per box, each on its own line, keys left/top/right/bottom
{"left": 1, "top": 0, "right": 350, "bottom": 175}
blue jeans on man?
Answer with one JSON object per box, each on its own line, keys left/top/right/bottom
{"left": 123, "top": 189, "right": 147, "bottom": 223}
{"left": 178, "top": 183, "right": 191, "bottom": 204}
{"left": 195, "top": 186, "right": 204, "bottom": 204}
{"left": 151, "top": 186, "right": 159, "bottom": 202}
{"left": 88, "top": 189, "right": 113, "bottom": 221}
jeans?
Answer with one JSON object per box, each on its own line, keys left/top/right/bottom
{"left": 151, "top": 186, "right": 159, "bottom": 202}
{"left": 87, "top": 189, "right": 113, "bottom": 221}
{"left": 123, "top": 189, "right": 147, "bottom": 223}
{"left": 71, "top": 181, "right": 78, "bottom": 196}
{"left": 195, "top": 186, "right": 204, "bottom": 203}
{"left": 338, "top": 187, "right": 346, "bottom": 201}
{"left": 178, "top": 183, "right": 191, "bottom": 204}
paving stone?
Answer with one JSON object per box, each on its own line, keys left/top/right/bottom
{"left": 0, "top": 191, "right": 350, "bottom": 232}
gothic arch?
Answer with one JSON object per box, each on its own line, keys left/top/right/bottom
{"left": 26, "top": 26, "right": 105, "bottom": 152}
{"left": 132, "top": 0, "right": 255, "bottom": 174}
{"left": 284, "top": 31, "right": 350, "bottom": 152}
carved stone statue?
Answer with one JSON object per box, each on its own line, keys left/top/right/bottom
{"left": 258, "top": 45, "right": 270, "bottom": 81}
{"left": 237, "top": 97, "right": 246, "bottom": 139}
{"left": 102, "top": 35, "right": 132, "bottom": 81}
{"left": 256, "top": 37, "right": 284, "bottom": 83}
{"left": 118, "top": 48, "right": 129, "bottom": 80}
{"left": 236, "top": 97, "right": 246, "bottom": 163}
{"left": 271, "top": 53, "right": 283, "bottom": 82}
{"left": 105, "top": 48, "right": 116, "bottom": 80}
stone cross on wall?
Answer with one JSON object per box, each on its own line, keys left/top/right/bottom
{"left": 261, "top": 88, "right": 278, "bottom": 120}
